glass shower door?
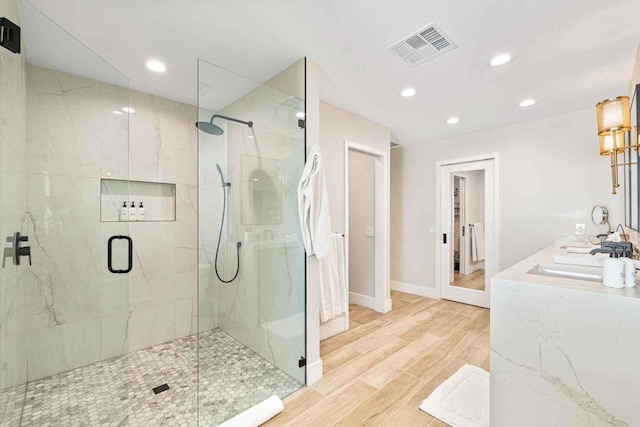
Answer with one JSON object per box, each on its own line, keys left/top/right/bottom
{"left": 0, "top": 1, "right": 132, "bottom": 425}
{"left": 0, "top": 2, "right": 28, "bottom": 424}
{"left": 197, "top": 58, "right": 307, "bottom": 425}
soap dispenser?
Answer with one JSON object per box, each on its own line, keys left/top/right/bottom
{"left": 120, "top": 201, "right": 128, "bottom": 222}
{"left": 128, "top": 201, "right": 137, "bottom": 222}
{"left": 138, "top": 201, "right": 145, "bottom": 222}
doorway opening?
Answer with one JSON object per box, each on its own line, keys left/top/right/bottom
{"left": 345, "top": 141, "right": 391, "bottom": 315}
{"left": 436, "top": 154, "right": 498, "bottom": 308}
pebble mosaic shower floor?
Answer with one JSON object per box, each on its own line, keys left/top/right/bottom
{"left": 1, "top": 329, "right": 302, "bottom": 426}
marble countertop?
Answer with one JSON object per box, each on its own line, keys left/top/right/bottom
{"left": 493, "top": 245, "right": 640, "bottom": 300}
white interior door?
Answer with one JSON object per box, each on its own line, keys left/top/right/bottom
{"left": 440, "top": 158, "right": 497, "bottom": 308}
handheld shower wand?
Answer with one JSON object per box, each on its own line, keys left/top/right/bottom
{"left": 216, "top": 164, "right": 230, "bottom": 187}
{"left": 213, "top": 163, "right": 240, "bottom": 283}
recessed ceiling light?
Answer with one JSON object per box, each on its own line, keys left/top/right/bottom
{"left": 296, "top": 112, "right": 305, "bottom": 118}
{"left": 145, "top": 59, "right": 166, "bottom": 73}
{"left": 247, "top": 135, "right": 254, "bottom": 139}
{"left": 519, "top": 98, "right": 536, "bottom": 107}
{"left": 122, "top": 107, "right": 135, "bottom": 113}
{"left": 447, "top": 117, "right": 460, "bottom": 125}
{"left": 401, "top": 88, "right": 417, "bottom": 97}
{"left": 112, "top": 110, "right": 123, "bottom": 115}
{"left": 489, "top": 53, "right": 513, "bottom": 67}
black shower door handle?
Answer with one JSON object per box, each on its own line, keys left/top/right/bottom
{"left": 108, "top": 235, "right": 133, "bottom": 274}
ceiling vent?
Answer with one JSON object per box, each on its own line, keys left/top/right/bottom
{"left": 387, "top": 22, "right": 458, "bottom": 67}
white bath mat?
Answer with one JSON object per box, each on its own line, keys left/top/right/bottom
{"left": 419, "top": 364, "right": 489, "bottom": 427}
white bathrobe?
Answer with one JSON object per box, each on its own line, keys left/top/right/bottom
{"left": 297, "top": 144, "right": 332, "bottom": 259}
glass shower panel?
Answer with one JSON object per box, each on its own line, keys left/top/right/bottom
{"left": 197, "top": 58, "right": 306, "bottom": 425}
{"left": 0, "top": 1, "right": 131, "bottom": 425}
{"left": 0, "top": 0, "right": 28, "bottom": 424}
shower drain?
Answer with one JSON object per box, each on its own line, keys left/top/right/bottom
{"left": 152, "top": 383, "right": 170, "bottom": 394}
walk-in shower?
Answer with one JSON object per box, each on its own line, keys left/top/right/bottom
{"left": 0, "top": 0, "right": 306, "bottom": 425}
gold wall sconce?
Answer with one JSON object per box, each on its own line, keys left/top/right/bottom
{"left": 596, "top": 96, "right": 633, "bottom": 194}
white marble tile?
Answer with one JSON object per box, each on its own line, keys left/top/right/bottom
{"left": 129, "top": 91, "right": 197, "bottom": 185}
{"left": 26, "top": 65, "right": 127, "bottom": 180}
{"left": 128, "top": 303, "right": 176, "bottom": 352}
{"left": 175, "top": 299, "right": 197, "bottom": 339}
{"left": 27, "top": 318, "right": 101, "bottom": 381}
{"left": 128, "top": 222, "right": 176, "bottom": 311}
{"left": 100, "top": 312, "right": 129, "bottom": 360}
{"left": 24, "top": 174, "right": 101, "bottom": 330}
{"left": 491, "top": 277, "right": 640, "bottom": 427}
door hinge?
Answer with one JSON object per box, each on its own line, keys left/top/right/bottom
{"left": 298, "top": 356, "right": 306, "bottom": 368}
{"left": 0, "top": 18, "right": 20, "bottom": 54}
{"left": 298, "top": 119, "right": 305, "bottom": 129}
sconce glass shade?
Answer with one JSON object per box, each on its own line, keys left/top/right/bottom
{"left": 599, "top": 131, "right": 625, "bottom": 156}
{"left": 596, "top": 96, "right": 631, "bottom": 135}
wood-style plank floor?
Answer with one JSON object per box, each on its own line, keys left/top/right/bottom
{"left": 452, "top": 269, "right": 485, "bottom": 291}
{"left": 264, "top": 291, "right": 490, "bottom": 426}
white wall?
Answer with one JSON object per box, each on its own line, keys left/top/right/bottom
{"left": 348, "top": 150, "right": 375, "bottom": 298}
{"left": 317, "top": 101, "right": 390, "bottom": 340}
{"left": 391, "top": 109, "right": 621, "bottom": 290}
{"left": 320, "top": 102, "right": 391, "bottom": 232}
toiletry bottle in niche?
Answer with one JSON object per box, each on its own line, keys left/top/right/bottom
{"left": 120, "top": 201, "right": 128, "bottom": 222}
{"left": 138, "top": 202, "right": 145, "bottom": 222}
{"left": 129, "top": 201, "right": 137, "bottom": 222}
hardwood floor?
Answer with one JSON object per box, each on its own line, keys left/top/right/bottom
{"left": 452, "top": 269, "right": 485, "bottom": 291}
{"left": 264, "top": 291, "right": 490, "bottom": 426}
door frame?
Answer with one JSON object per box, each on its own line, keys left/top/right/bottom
{"left": 435, "top": 153, "right": 499, "bottom": 308}
{"left": 345, "top": 140, "right": 391, "bottom": 314}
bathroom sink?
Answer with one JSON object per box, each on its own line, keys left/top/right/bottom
{"left": 527, "top": 264, "right": 602, "bottom": 282}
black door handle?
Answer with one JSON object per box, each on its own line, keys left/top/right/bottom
{"left": 108, "top": 235, "right": 133, "bottom": 274}
{"left": 443, "top": 233, "right": 447, "bottom": 244}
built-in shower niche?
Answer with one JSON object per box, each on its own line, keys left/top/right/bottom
{"left": 101, "top": 179, "right": 176, "bottom": 222}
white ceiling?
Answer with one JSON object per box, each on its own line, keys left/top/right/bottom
{"left": 22, "top": 0, "right": 640, "bottom": 144}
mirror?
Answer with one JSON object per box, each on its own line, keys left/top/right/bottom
{"left": 451, "top": 170, "right": 486, "bottom": 291}
{"left": 241, "top": 154, "right": 282, "bottom": 225}
{"left": 591, "top": 205, "right": 609, "bottom": 226}
{"left": 624, "top": 84, "right": 640, "bottom": 230}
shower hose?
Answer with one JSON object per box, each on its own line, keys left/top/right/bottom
{"left": 214, "top": 183, "right": 241, "bottom": 283}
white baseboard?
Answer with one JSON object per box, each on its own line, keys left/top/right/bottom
{"left": 320, "top": 315, "right": 348, "bottom": 340}
{"left": 391, "top": 280, "right": 439, "bottom": 300}
{"left": 349, "top": 291, "right": 375, "bottom": 309}
{"left": 306, "top": 359, "right": 323, "bottom": 385}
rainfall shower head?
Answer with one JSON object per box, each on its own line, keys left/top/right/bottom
{"left": 196, "top": 121, "right": 224, "bottom": 135}
{"left": 195, "top": 114, "right": 253, "bottom": 136}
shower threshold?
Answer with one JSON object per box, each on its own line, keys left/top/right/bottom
{"left": 3, "top": 329, "right": 302, "bottom": 426}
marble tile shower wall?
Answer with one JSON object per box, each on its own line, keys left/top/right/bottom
{"left": 202, "top": 72, "right": 306, "bottom": 384}
{"left": 24, "top": 65, "right": 198, "bottom": 381}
